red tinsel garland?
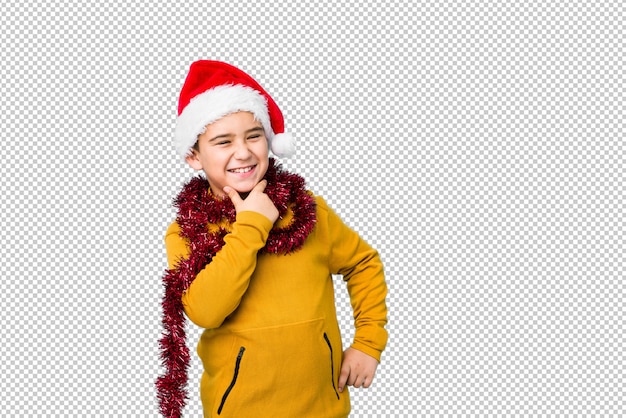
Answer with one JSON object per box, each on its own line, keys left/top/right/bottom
{"left": 156, "top": 159, "right": 316, "bottom": 417}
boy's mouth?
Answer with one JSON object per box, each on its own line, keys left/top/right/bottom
{"left": 228, "top": 165, "right": 255, "bottom": 174}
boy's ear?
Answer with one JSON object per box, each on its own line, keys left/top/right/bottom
{"left": 185, "top": 149, "right": 203, "bottom": 171}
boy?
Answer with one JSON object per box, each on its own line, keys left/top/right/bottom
{"left": 157, "top": 60, "right": 388, "bottom": 418}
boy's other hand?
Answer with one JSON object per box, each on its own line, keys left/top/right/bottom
{"left": 338, "top": 347, "right": 379, "bottom": 393}
{"left": 224, "top": 180, "right": 279, "bottom": 223}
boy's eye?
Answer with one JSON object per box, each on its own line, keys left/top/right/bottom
{"left": 248, "top": 134, "right": 262, "bottom": 140}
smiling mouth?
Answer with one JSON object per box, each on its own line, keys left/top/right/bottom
{"left": 228, "top": 165, "right": 255, "bottom": 174}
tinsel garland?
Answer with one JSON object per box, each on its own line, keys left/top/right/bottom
{"left": 156, "top": 158, "right": 316, "bottom": 417}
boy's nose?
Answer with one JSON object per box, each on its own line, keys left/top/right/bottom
{"left": 233, "top": 140, "right": 252, "bottom": 159}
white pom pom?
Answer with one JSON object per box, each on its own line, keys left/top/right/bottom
{"left": 270, "top": 132, "right": 296, "bottom": 158}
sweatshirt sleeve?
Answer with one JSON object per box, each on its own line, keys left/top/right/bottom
{"left": 165, "top": 211, "right": 274, "bottom": 329}
{"left": 319, "top": 197, "right": 389, "bottom": 362}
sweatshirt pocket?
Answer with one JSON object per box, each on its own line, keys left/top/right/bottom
{"left": 207, "top": 318, "right": 346, "bottom": 416}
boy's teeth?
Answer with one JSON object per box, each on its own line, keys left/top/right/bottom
{"left": 230, "top": 166, "right": 253, "bottom": 173}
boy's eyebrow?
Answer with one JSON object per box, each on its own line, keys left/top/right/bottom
{"left": 207, "top": 126, "right": 264, "bottom": 142}
{"left": 245, "top": 126, "right": 265, "bottom": 135}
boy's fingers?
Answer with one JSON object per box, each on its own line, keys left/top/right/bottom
{"left": 338, "top": 364, "right": 350, "bottom": 393}
{"left": 224, "top": 180, "right": 268, "bottom": 209}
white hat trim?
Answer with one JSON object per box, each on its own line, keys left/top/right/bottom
{"left": 174, "top": 84, "right": 273, "bottom": 159}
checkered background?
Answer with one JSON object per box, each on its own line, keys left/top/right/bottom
{"left": 1, "top": 0, "right": 624, "bottom": 416}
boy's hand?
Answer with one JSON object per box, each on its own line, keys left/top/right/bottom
{"left": 224, "top": 180, "right": 279, "bottom": 223}
{"left": 338, "top": 347, "right": 379, "bottom": 393}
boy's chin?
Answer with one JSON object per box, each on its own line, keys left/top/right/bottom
{"left": 230, "top": 185, "right": 254, "bottom": 199}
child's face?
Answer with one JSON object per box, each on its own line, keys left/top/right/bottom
{"left": 185, "top": 111, "right": 270, "bottom": 197}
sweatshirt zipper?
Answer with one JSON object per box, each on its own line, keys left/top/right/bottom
{"left": 323, "top": 333, "right": 340, "bottom": 400}
{"left": 217, "top": 346, "right": 246, "bottom": 415}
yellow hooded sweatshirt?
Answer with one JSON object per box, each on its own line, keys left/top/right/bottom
{"left": 165, "top": 195, "right": 388, "bottom": 417}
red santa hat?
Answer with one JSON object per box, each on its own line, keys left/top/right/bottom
{"left": 174, "top": 60, "right": 295, "bottom": 159}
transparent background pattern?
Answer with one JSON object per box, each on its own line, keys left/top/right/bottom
{"left": 1, "top": 0, "right": 623, "bottom": 416}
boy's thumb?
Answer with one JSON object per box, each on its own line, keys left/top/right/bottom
{"left": 252, "top": 179, "right": 267, "bottom": 193}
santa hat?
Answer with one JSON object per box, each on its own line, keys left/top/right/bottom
{"left": 174, "top": 60, "right": 295, "bottom": 159}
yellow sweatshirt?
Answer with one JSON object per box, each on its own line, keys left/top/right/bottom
{"left": 165, "top": 195, "right": 388, "bottom": 417}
